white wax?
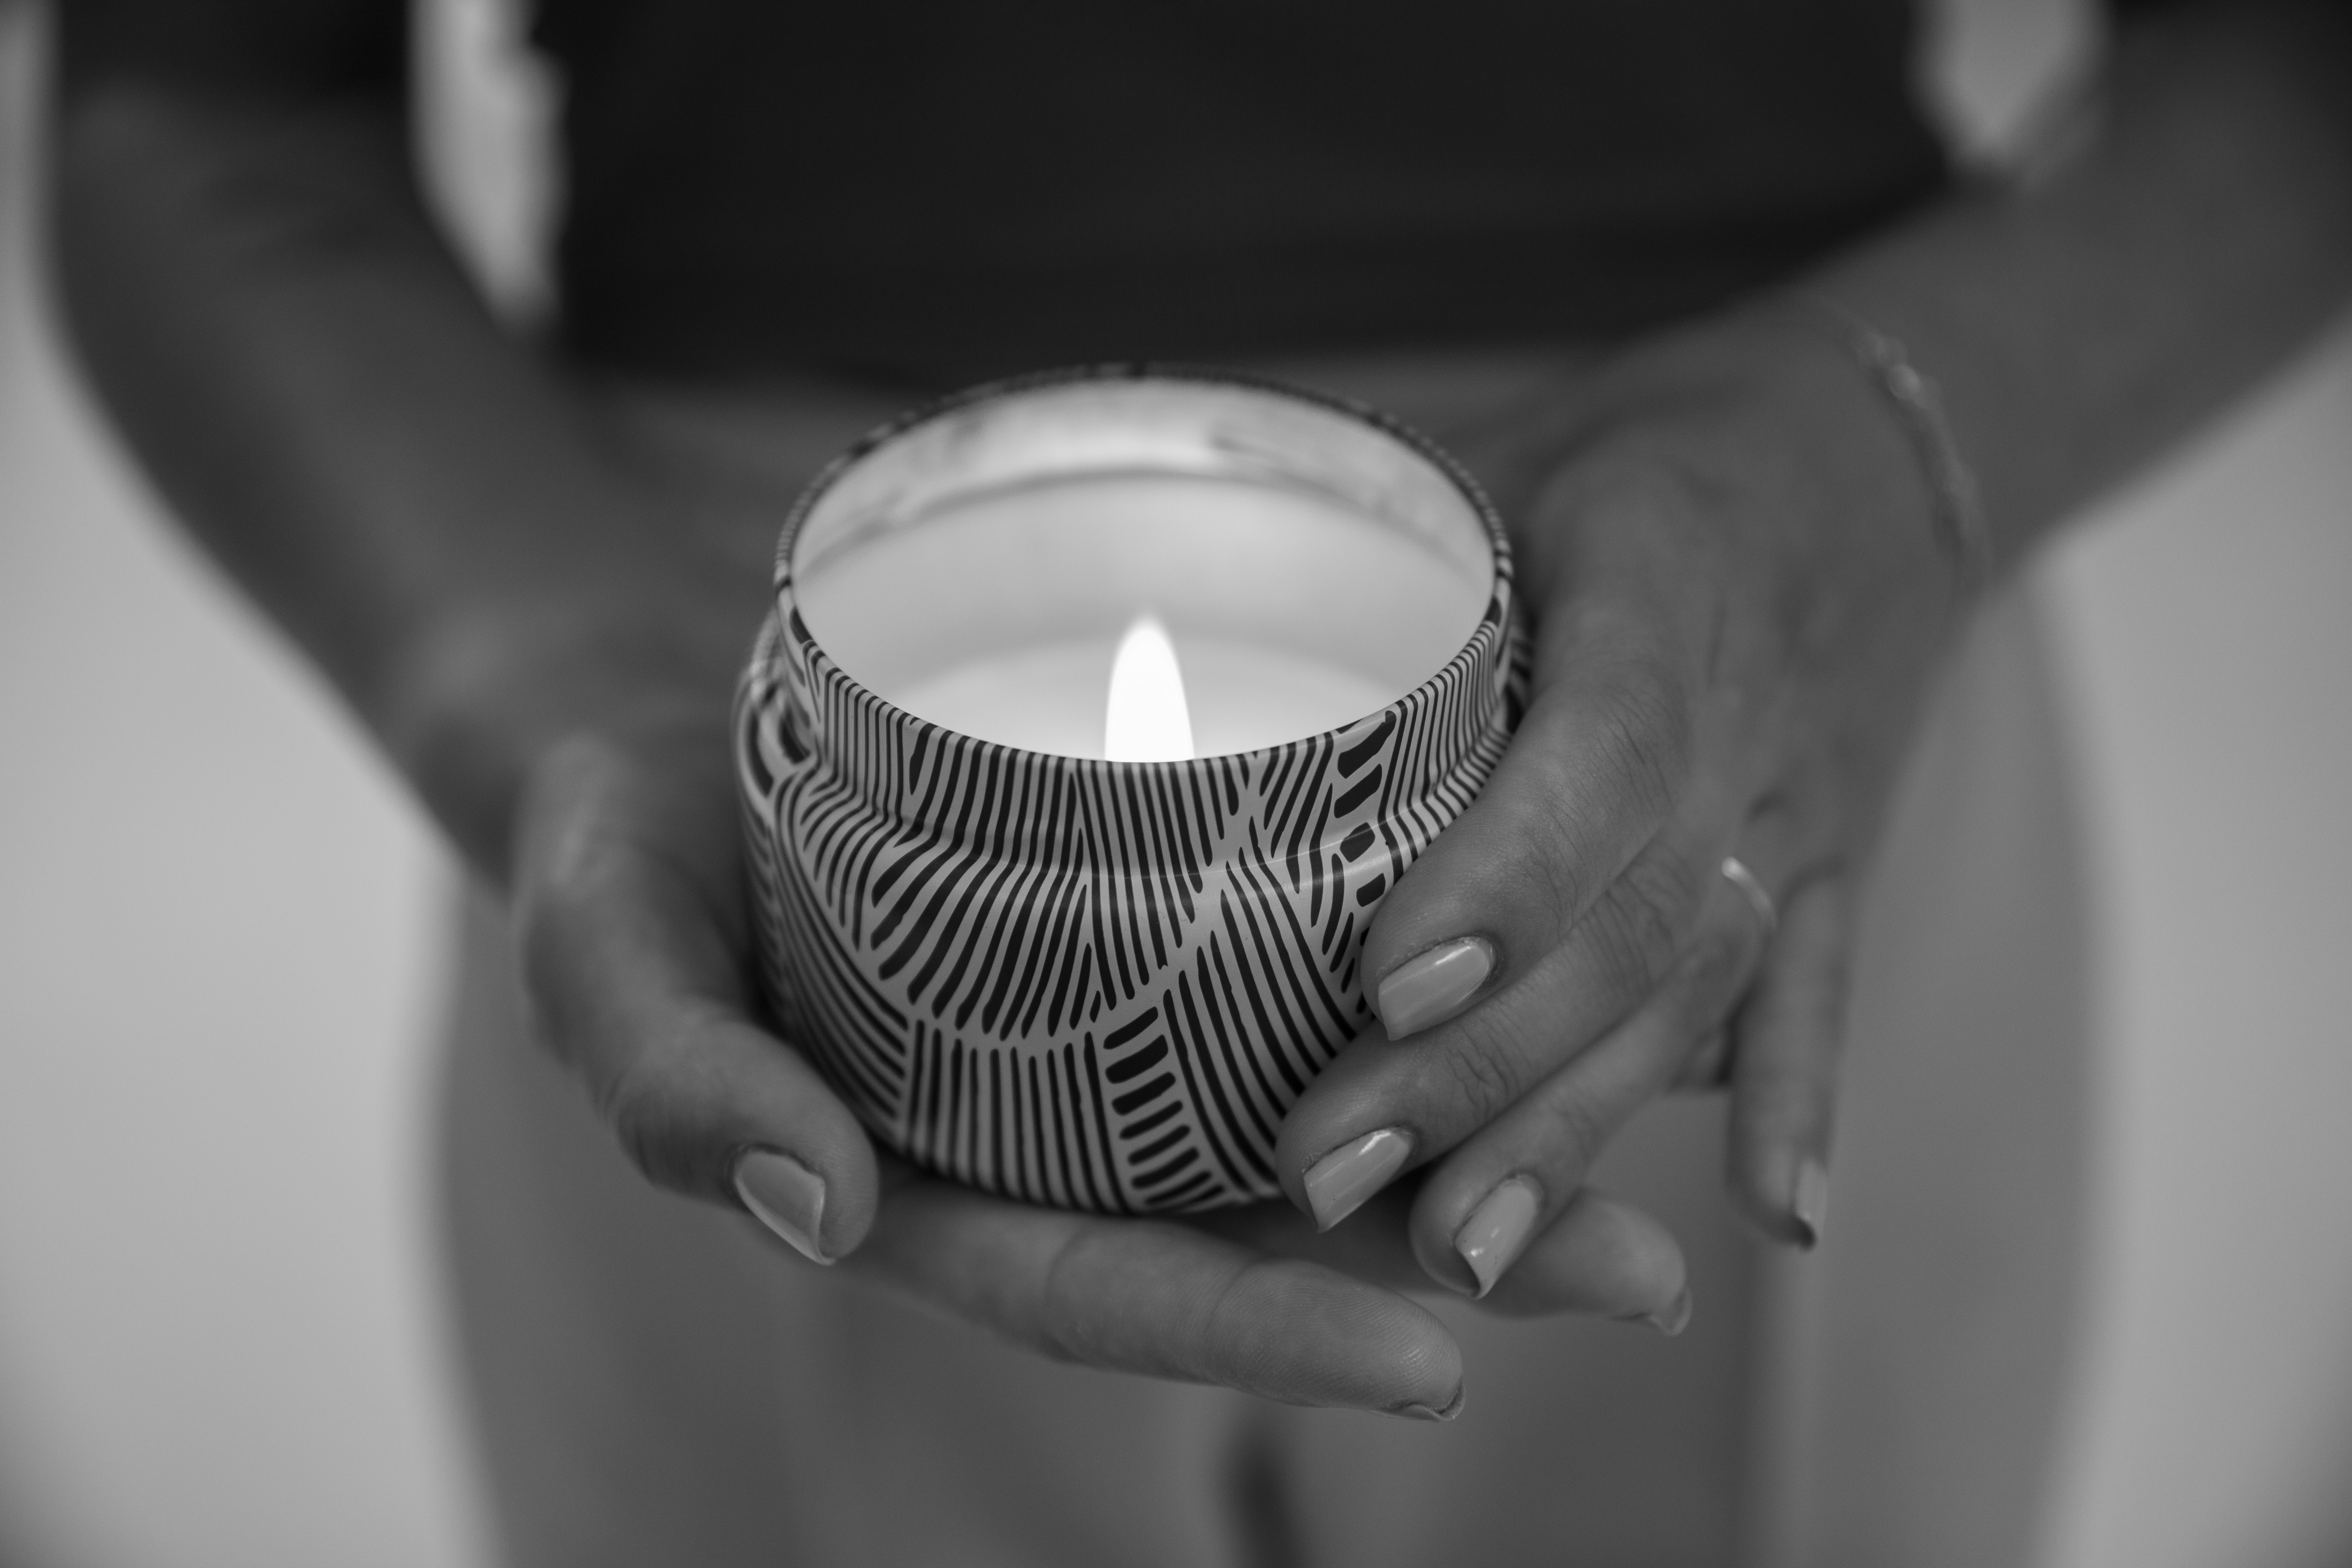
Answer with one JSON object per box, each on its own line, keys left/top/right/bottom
{"left": 795, "top": 469, "right": 1488, "bottom": 759}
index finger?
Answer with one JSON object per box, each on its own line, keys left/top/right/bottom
{"left": 1274, "top": 461, "right": 1764, "bottom": 1217}
{"left": 1357, "top": 570, "right": 1704, "bottom": 1046}
{"left": 1276, "top": 628, "right": 1722, "bottom": 1217}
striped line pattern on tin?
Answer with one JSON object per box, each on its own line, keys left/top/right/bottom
{"left": 737, "top": 581, "right": 1519, "bottom": 1214}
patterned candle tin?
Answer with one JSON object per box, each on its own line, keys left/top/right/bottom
{"left": 735, "top": 368, "right": 1521, "bottom": 1213}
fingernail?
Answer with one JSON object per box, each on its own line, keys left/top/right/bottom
{"left": 1454, "top": 1176, "right": 1542, "bottom": 1299}
{"left": 1376, "top": 937, "right": 1495, "bottom": 1040}
{"left": 1391, "top": 1386, "right": 1467, "bottom": 1422}
{"left": 1617, "top": 1284, "right": 1692, "bottom": 1338}
{"left": 1303, "top": 1127, "right": 1415, "bottom": 1231}
{"left": 734, "top": 1148, "right": 832, "bottom": 1265}
{"left": 1792, "top": 1157, "right": 1830, "bottom": 1250}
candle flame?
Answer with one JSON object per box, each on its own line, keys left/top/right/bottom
{"left": 1104, "top": 615, "right": 1195, "bottom": 762}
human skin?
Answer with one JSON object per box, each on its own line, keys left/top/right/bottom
{"left": 1286, "top": 0, "right": 2352, "bottom": 1296}
{"left": 53, "top": 0, "right": 2352, "bottom": 1416}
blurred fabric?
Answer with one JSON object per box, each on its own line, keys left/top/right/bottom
{"left": 1, "top": 0, "right": 2348, "bottom": 1563}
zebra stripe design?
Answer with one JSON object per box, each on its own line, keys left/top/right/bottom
{"left": 734, "top": 374, "right": 1522, "bottom": 1214}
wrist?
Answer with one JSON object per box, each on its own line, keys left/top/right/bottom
{"left": 1504, "top": 309, "right": 1961, "bottom": 640}
{"left": 1784, "top": 295, "right": 1994, "bottom": 601}
{"left": 378, "top": 579, "right": 751, "bottom": 880}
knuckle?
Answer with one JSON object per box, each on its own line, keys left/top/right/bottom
{"left": 512, "top": 771, "right": 628, "bottom": 952}
{"left": 514, "top": 733, "right": 617, "bottom": 856}
{"left": 593, "top": 1035, "right": 703, "bottom": 1195}
{"left": 1035, "top": 1234, "right": 1101, "bottom": 1366}
{"left": 1503, "top": 662, "right": 1696, "bottom": 938}
{"left": 512, "top": 866, "right": 607, "bottom": 1072}
{"left": 1436, "top": 1015, "right": 1531, "bottom": 1128}
{"left": 595, "top": 1052, "right": 672, "bottom": 1182}
{"left": 1584, "top": 853, "right": 1698, "bottom": 1004}
{"left": 1197, "top": 1254, "right": 1272, "bottom": 1365}
{"left": 1520, "top": 786, "right": 1600, "bottom": 933}
{"left": 1589, "top": 657, "right": 1694, "bottom": 820}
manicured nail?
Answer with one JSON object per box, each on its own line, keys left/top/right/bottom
{"left": 1792, "top": 1157, "right": 1830, "bottom": 1250}
{"left": 1617, "top": 1284, "right": 1692, "bottom": 1338}
{"left": 1303, "top": 1127, "right": 1415, "bottom": 1231}
{"left": 1376, "top": 937, "right": 1495, "bottom": 1040}
{"left": 1454, "top": 1176, "right": 1542, "bottom": 1299}
{"left": 734, "top": 1148, "right": 832, "bottom": 1265}
{"left": 1391, "top": 1386, "right": 1467, "bottom": 1422}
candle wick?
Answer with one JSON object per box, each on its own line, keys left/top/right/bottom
{"left": 1104, "top": 615, "right": 1195, "bottom": 762}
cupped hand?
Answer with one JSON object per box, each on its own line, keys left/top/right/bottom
{"left": 1276, "top": 306, "right": 1973, "bottom": 1299}
{"left": 506, "top": 702, "right": 1690, "bottom": 1416}
{"left": 475, "top": 386, "right": 1696, "bottom": 1423}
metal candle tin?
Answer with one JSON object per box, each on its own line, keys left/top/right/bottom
{"left": 735, "top": 368, "right": 1520, "bottom": 1213}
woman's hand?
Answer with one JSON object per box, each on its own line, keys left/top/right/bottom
{"left": 436, "top": 381, "right": 1691, "bottom": 1422}
{"left": 503, "top": 644, "right": 1691, "bottom": 1420}
{"left": 1275, "top": 307, "right": 1969, "bottom": 1300}
{"left": 69, "top": 0, "right": 2351, "bottom": 1423}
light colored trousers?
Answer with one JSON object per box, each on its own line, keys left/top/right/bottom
{"left": 435, "top": 359, "right": 2089, "bottom": 1568}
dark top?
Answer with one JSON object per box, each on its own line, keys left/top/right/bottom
{"left": 534, "top": 0, "right": 1948, "bottom": 384}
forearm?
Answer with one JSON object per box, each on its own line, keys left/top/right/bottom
{"left": 1818, "top": 0, "right": 2352, "bottom": 576}
{"left": 53, "top": 76, "right": 755, "bottom": 871}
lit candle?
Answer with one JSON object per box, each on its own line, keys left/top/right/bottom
{"left": 794, "top": 467, "right": 1485, "bottom": 759}
{"left": 738, "top": 371, "right": 1519, "bottom": 1213}
{"left": 1101, "top": 616, "right": 1195, "bottom": 763}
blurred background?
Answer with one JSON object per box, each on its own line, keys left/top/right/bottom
{"left": 2, "top": 1, "right": 2348, "bottom": 1563}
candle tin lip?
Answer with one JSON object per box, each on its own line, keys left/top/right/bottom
{"left": 771, "top": 362, "right": 1516, "bottom": 772}
{"left": 736, "top": 365, "right": 1524, "bottom": 1214}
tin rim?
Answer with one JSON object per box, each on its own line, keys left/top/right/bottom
{"left": 761, "top": 362, "right": 1515, "bottom": 782}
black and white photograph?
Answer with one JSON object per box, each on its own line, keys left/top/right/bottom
{"left": 2, "top": 0, "right": 2348, "bottom": 1562}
